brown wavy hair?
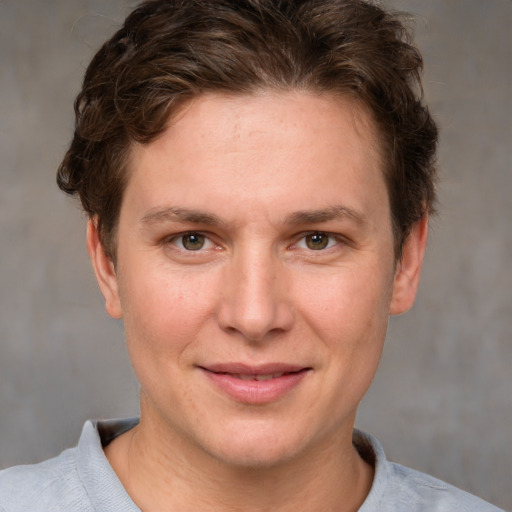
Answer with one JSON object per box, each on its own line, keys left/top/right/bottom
{"left": 57, "top": 0, "right": 438, "bottom": 260}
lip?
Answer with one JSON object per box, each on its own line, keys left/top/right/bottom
{"left": 199, "top": 363, "right": 311, "bottom": 405}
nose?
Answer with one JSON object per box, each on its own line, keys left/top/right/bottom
{"left": 216, "top": 247, "right": 294, "bottom": 342}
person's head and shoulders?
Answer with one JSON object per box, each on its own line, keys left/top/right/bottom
{"left": 0, "top": 1, "right": 505, "bottom": 511}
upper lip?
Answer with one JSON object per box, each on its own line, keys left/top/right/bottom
{"left": 199, "top": 363, "right": 309, "bottom": 375}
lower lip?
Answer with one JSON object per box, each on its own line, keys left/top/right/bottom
{"left": 201, "top": 369, "right": 310, "bottom": 405}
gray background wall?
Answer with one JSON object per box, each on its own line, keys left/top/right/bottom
{"left": 0, "top": 0, "right": 510, "bottom": 509}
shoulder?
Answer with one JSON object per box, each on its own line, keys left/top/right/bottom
{"left": 0, "top": 419, "right": 140, "bottom": 512}
{"left": 384, "top": 462, "right": 505, "bottom": 512}
{"left": 354, "top": 430, "right": 505, "bottom": 512}
{"left": 0, "top": 448, "right": 92, "bottom": 512}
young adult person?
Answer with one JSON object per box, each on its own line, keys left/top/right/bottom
{"left": 0, "top": 1, "right": 505, "bottom": 510}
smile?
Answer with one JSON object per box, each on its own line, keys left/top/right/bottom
{"left": 199, "top": 364, "right": 311, "bottom": 404}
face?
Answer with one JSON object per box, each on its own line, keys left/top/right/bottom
{"left": 90, "top": 91, "right": 426, "bottom": 468}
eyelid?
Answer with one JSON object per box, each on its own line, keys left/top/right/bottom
{"left": 161, "top": 229, "right": 350, "bottom": 253}
{"left": 165, "top": 231, "right": 218, "bottom": 251}
{"left": 292, "top": 231, "right": 348, "bottom": 251}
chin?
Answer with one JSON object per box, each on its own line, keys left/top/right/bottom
{"left": 212, "top": 443, "right": 300, "bottom": 470}
{"left": 199, "top": 420, "right": 315, "bottom": 470}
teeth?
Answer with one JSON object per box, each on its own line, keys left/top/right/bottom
{"left": 255, "top": 374, "right": 274, "bottom": 381}
{"left": 235, "top": 373, "right": 285, "bottom": 381}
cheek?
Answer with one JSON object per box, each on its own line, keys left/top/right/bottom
{"left": 118, "top": 270, "right": 221, "bottom": 408}
{"left": 118, "top": 267, "right": 219, "bottom": 361}
{"left": 294, "top": 265, "right": 393, "bottom": 398}
{"left": 297, "top": 268, "right": 392, "bottom": 336}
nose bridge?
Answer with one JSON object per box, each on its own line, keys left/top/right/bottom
{"left": 217, "top": 241, "right": 293, "bottom": 341}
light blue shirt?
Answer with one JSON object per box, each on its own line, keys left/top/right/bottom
{"left": 0, "top": 419, "right": 505, "bottom": 511}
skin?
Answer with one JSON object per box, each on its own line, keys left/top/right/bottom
{"left": 88, "top": 91, "right": 428, "bottom": 511}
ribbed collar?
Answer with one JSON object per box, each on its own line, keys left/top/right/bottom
{"left": 76, "top": 418, "right": 141, "bottom": 512}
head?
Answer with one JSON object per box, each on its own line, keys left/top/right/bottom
{"left": 57, "top": 0, "right": 437, "bottom": 262}
{"left": 58, "top": 0, "right": 438, "bottom": 472}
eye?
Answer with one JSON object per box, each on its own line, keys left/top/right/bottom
{"left": 171, "top": 232, "right": 214, "bottom": 251}
{"left": 297, "top": 232, "right": 337, "bottom": 251}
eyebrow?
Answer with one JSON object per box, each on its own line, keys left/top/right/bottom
{"left": 140, "top": 207, "right": 225, "bottom": 227}
{"left": 140, "top": 204, "right": 367, "bottom": 228}
{"left": 285, "top": 205, "right": 367, "bottom": 226}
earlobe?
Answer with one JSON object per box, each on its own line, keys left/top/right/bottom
{"left": 389, "top": 214, "right": 429, "bottom": 316}
{"left": 86, "top": 219, "right": 123, "bottom": 319}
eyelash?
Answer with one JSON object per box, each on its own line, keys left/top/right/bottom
{"left": 165, "top": 231, "right": 346, "bottom": 253}
{"left": 166, "top": 232, "right": 217, "bottom": 252}
{"left": 293, "top": 232, "right": 342, "bottom": 251}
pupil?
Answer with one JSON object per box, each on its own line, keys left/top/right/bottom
{"left": 183, "top": 233, "right": 204, "bottom": 250}
{"left": 307, "top": 233, "right": 328, "bottom": 250}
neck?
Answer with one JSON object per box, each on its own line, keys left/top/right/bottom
{"left": 105, "top": 413, "right": 374, "bottom": 512}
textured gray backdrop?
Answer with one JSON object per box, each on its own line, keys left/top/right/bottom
{"left": 1, "top": 0, "right": 511, "bottom": 509}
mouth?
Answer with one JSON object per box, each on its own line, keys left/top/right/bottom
{"left": 229, "top": 372, "right": 292, "bottom": 381}
{"left": 199, "top": 364, "right": 311, "bottom": 404}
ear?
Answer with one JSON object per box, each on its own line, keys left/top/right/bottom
{"left": 86, "top": 219, "right": 123, "bottom": 319}
{"left": 389, "top": 214, "right": 429, "bottom": 316}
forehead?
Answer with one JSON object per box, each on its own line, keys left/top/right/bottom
{"left": 167, "top": 91, "right": 381, "bottom": 156}
{"left": 123, "top": 91, "right": 388, "bottom": 226}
